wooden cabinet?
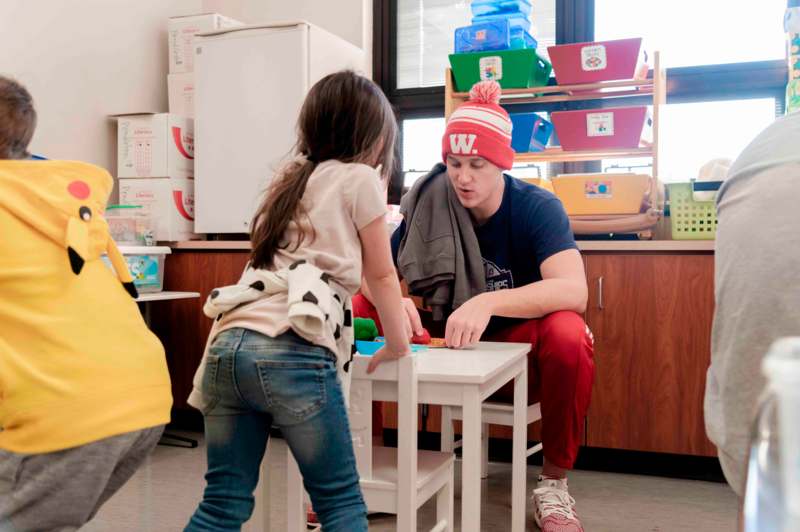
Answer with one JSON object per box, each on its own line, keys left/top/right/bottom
{"left": 584, "top": 253, "right": 717, "bottom": 457}
{"left": 150, "top": 249, "right": 716, "bottom": 457}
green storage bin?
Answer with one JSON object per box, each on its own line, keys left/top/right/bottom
{"left": 449, "top": 48, "right": 552, "bottom": 91}
{"left": 668, "top": 181, "right": 722, "bottom": 240}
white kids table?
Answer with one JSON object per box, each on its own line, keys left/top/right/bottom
{"left": 253, "top": 341, "right": 530, "bottom": 532}
{"left": 375, "top": 341, "right": 531, "bottom": 532}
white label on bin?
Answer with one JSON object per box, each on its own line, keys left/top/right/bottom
{"left": 581, "top": 45, "right": 608, "bottom": 71}
{"left": 587, "top": 112, "right": 614, "bottom": 137}
{"left": 479, "top": 56, "right": 503, "bottom": 81}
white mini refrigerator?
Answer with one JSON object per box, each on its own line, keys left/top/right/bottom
{"left": 193, "top": 22, "right": 365, "bottom": 234}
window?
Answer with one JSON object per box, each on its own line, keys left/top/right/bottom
{"left": 603, "top": 99, "right": 778, "bottom": 181}
{"left": 396, "top": 0, "right": 557, "bottom": 89}
{"left": 396, "top": 1, "right": 471, "bottom": 89}
{"left": 592, "top": 1, "right": 785, "bottom": 181}
{"left": 595, "top": 0, "right": 786, "bottom": 68}
{"left": 402, "top": 117, "right": 446, "bottom": 186}
{"left": 378, "top": 0, "right": 788, "bottom": 201}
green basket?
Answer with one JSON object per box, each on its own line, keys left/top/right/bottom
{"left": 449, "top": 48, "right": 552, "bottom": 91}
{"left": 667, "top": 181, "right": 723, "bottom": 240}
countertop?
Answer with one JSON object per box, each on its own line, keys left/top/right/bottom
{"left": 170, "top": 240, "right": 715, "bottom": 252}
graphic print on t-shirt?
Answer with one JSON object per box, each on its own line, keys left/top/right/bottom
{"left": 484, "top": 258, "right": 514, "bottom": 291}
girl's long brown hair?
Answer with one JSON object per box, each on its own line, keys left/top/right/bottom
{"left": 249, "top": 71, "right": 397, "bottom": 270}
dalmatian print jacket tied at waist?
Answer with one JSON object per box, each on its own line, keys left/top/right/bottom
{"left": 187, "top": 260, "right": 355, "bottom": 412}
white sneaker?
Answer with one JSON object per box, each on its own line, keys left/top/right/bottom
{"left": 532, "top": 476, "right": 584, "bottom": 532}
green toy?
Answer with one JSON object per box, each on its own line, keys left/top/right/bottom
{"left": 354, "top": 317, "right": 379, "bottom": 341}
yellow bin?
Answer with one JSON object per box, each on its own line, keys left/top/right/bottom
{"left": 552, "top": 173, "right": 650, "bottom": 216}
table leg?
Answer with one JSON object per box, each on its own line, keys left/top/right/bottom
{"left": 285, "top": 444, "right": 306, "bottom": 532}
{"left": 139, "top": 301, "right": 199, "bottom": 449}
{"left": 512, "top": 364, "right": 528, "bottom": 532}
{"left": 461, "top": 387, "right": 482, "bottom": 532}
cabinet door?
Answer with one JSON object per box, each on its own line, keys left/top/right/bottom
{"left": 150, "top": 251, "right": 251, "bottom": 411}
{"left": 585, "top": 254, "right": 717, "bottom": 456}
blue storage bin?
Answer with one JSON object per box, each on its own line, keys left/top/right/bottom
{"left": 510, "top": 113, "right": 554, "bottom": 153}
{"left": 471, "top": 12, "right": 531, "bottom": 33}
{"left": 454, "top": 19, "right": 510, "bottom": 53}
{"left": 509, "top": 28, "right": 537, "bottom": 49}
{"left": 471, "top": 0, "right": 532, "bottom": 18}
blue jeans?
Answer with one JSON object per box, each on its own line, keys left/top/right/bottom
{"left": 185, "top": 328, "right": 367, "bottom": 532}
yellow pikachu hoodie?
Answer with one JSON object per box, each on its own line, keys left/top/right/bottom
{"left": 0, "top": 160, "right": 172, "bottom": 454}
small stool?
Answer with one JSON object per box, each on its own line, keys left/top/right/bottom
{"left": 250, "top": 428, "right": 305, "bottom": 532}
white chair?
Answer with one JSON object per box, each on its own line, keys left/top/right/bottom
{"left": 252, "top": 433, "right": 305, "bottom": 532}
{"left": 349, "top": 354, "right": 455, "bottom": 532}
{"left": 441, "top": 401, "right": 543, "bottom": 479}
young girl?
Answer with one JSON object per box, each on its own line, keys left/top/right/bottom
{"left": 185, "top": 71, "right": 411, "bottom": 532}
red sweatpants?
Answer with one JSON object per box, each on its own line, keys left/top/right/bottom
{"left": 351, "top": 295, "right": 595, "bottom": 470}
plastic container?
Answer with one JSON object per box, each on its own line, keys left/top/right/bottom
{"left": 471, "top": 12, "right": 531, "bottom": 34}
{"left": 667, "top": 181, "right": 722, "bottom": 240}
{"left": 105, "top": 205, "right": 155, "bottom": 246}
{"left": 547, "top": 38, "right": 648, "bottom": 85}
{"left": 449, "top": 48, "right": 552, "bottom": 90}
{"left": 471, "top": 0, "right": 532, "bottom": 18}
{"left": 761, "top": 337, "right": 800, "bottom": 521}
{"left": 552, "top": 173, "right": 650, "bottom": 216}
{"left": 744, "top": 395, "right": 786, "bottom": 532}
{"left": 106, "top": 246, "right": 171, "bottom": 293}
{"left": 510, "top": 112, "right": 553, "bottom": 152}
{"left": 509, "top": 28, "right": 537, "bottom": 50}
{"left": 454, "top": 19, "right": 510, "bottom": 53}
{"left": 550, "top": 106, "right": 651, "bottom": 151}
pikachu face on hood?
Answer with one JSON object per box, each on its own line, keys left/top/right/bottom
{"left": 0, "top": 160, "right": 138, "bottom": 298}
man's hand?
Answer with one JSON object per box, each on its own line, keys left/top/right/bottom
{"left": 402, "top": 297, "right": 425, "bottom": 340}
{"left": 445, "top": 293, "right": 493, "bottom": 349}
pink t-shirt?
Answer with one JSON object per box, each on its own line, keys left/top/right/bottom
{"left": 218, "top": 159, "right": 387, "bottom": 353}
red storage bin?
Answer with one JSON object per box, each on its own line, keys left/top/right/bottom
{"left": 551, "top": 106, "right": 651, "bottom": 151}
{"left": 547, "top": 38, "right": 648, "bottom": 85}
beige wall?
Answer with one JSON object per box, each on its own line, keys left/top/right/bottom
{"left": 0, "top": 0, "right": 203, "bottom": 173}
{"left": 0, "top": 0, "right": 372, "bottom": 176}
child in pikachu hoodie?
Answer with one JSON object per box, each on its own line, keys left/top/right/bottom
{"left": 0, "top": 156, "right": 172, "bottom": 526}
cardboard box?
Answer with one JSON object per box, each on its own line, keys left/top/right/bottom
{"left": 168, "top": 73, "right": 195, "bottom": 118}
{"left": 115, "top": 113, "right": 194, "bottom": 178}
{"left": 168, "top": 13, "right": 244, "bottom": 74}
{"left": 118, "top": 178, "right": 198, "bottom": 241}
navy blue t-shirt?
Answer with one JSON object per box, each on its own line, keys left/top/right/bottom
{"left": 391, "top": 174, "right": 577, "bottom": 333}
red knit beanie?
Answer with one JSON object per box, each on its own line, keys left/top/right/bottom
{"left": 441, "top": 80, "right": 514, "bottom": 170}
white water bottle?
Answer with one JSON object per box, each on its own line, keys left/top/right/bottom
{"left": 745, "top": 338, "right": 800, "bottom": 532}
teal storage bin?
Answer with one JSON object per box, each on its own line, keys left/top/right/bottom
{"left": 454, "top": 19, "right": 510, "bottom": 53}
{"left": 472, "top": 12, "right": 531, "bottom": 34}
{"left": 471, "top": 0, "right": 532, "bottom": 18}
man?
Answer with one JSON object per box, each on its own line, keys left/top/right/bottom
{"left": 354, "top": 81, "right": 594, "bottom": 532}
{"left": 705, "top": 111, "right": 800, "bottom": 497}
{"left": 0, "top": 75, "right": 172, "bottom": 531}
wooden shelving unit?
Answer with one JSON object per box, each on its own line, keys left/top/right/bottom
{"left": 513, "top": 146, "right": 653, "bottom": 164}
{"left": 444, "top": 51, "right": 667, "bottom": 237}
